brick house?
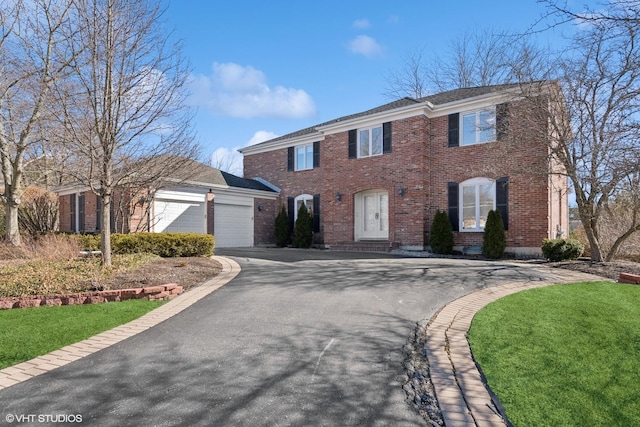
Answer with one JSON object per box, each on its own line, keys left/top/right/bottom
{"left": 57, "top": 160, "right": 278, "bottom": 248}
{"left": 240, "top": 82, "right": 569, "bottom": 255}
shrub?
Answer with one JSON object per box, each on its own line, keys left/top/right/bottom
{"left": 430, "top": 210, "right": 454, "bottom": 254}
{"left": 275, "top": 205, "right": 290, "bottom": 247}
{"left": 18, "top": 187, "right": 58, "bottom": 236}
{"left": 483, "top": 210, "right": 506, "bottom": 259}
{"left": 73, "top": 233, "right": 214, "bottom": 257}
{"left": 541, "top": 238, "right": 585, "bottom": 262}
{"left": 294, "top": 203, "right": 312, "bottom": 248}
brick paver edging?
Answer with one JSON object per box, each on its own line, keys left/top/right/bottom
{"left": 0, "top": 256, "right": 240, "bottom": 391}
{"left": 0, "top": 284, "right": 184, "bottom": 310}
{"left": 425, "top": 267, "right": 610, "bottom": 427}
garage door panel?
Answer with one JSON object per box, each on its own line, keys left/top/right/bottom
{"left": 154, "top": 200, "right": 205, "bottom": 233}
{"left": 214, "top": 204, "right": 253, "bottom": 248}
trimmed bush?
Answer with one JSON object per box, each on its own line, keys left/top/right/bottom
{"left": 294, "top": 203, "right": 312, "bottom": 248}
{"left": 483, "top": 209, "right": 506, "bottom": 259}
{"left": 74, "top": 233, "right": 214, "bottom": 257}
{"left": 275, "top": 205, "right": 290, "bottom": 247}
{"left": 430, "top": 210, "right": 454, "bottom": 254}
{"left": 542, "top": 238, "right": 584, "bottom": 262}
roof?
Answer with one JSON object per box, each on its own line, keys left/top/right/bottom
{"left": 244, "top": 81, "right": 548, "bottom": 149}
{"left": 220, "top": 170, "right": 277, "bottom": 192}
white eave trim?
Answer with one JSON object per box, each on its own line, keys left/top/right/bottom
{"left": 239, "top": 132, "right": 324, "bottom": 155}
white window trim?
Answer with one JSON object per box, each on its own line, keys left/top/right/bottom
{"left": 295, "top": 144, "right": 313, "bottom": 171}
{"left": 460, "top": 107, "right": 496, "bottom": 146}
{"left": 357, "top": 125, "right": 383, "bottom": 158}
{"left": 294, "top": 194, "right": 313, "bottom": 221}
{"left": 459, "top": 178, "right": 496, "bottom": 232}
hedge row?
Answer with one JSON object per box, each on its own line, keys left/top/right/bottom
{"left": 76, "top": 233, "right": 214, "bottom": 257}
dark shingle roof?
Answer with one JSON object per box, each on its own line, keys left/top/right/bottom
{"left": 250, "top": 82, "right": 545, "bottom": 147}
{"left": 221, "top": 171, "right": 277, "bottom": 192}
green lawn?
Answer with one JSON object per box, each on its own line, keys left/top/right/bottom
{"left": 0, "top": 299, "right": 164, "bottom": 369}
{"left": 468, "top": 281, "right": 640, "bottom": 427}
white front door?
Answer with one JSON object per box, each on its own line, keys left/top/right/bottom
{"left": 356, "top": 190, "right": 389, "bottom": 240}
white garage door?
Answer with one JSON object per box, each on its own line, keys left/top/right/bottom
{"left": 154, "top": 199, "right": 206, "bottom": 233}
{"left": 214, "top": 203, "right": 253, "bottom": 248}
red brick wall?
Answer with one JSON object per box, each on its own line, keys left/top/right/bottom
{"left": 254, "top": 197, "right": 277, "bottom": 245}
{"left": 243, "top": 101, "right": 564, "bottom": 253}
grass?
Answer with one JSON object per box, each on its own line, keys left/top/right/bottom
{"left": 468, "top": 281, "right": 640, "bottom": 427}
{"left": 0, "top": 299, "right": 164, "bottom": 369}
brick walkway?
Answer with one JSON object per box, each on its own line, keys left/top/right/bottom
{"left": 0, "top": 256, "right": 241, "bottom": 391}
{"left": 426, "top": 266, "right": 609, "bottom": 427}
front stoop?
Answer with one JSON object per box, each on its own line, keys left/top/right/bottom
{"left": 329, "top": 241, "right": 399, "bottom": 253}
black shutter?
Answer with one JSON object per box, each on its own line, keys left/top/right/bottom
{"left": 448, "top": 113, "right": 459, "bottom": 147}
{"left": 496, "top": 103, "right": 509, "bottom": 142}
{"left": 313, "top": 194, "right": 320, "bottom": 233}
{"left": 70, "top": 194, "right": 76, "bottom": 232}
{"left": 96, "top": 195, "right": 102, "bottom": 231}
{"left": 383, "top": 122, "right": 392, "bottom": 153}
{"left": 287, "top": 196, "right": 295, "bottom": 233}
{"left": 348, "top": 129, "right": 357, "bottom": 159}
{"left": 448, "top": 182, "right": 459, "bottom": 231}
{"left": 287, "top": 147, "right": 294, "bottom": 171}
{"left": 496, "top": 177, "right": 509, "bottom": 230}
{"left": 313, "top": 141, "right": 320, "bottom": 168}
{"left": 78, "top": 193, "right": 86, "bottom": 232}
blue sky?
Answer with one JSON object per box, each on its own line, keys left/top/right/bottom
{"left": 164, "top": 0, "right": 584, "bottom": 175}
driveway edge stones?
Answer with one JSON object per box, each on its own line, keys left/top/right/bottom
{"left": 0, "top": 256, "right": 240, "bottom": 391}
{"left": 425, "top": 267, "right": 610, "bottom": 427}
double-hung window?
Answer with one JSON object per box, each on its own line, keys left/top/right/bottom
{"left": 460, "top": 178, "right": 495, "bottom": 231}
{"left": 358, "top": 125, "right": 383, "bottom": 158}
{"left": 295, "top": 144, "right": 314, "bottom": 171}
{"left": 461, "top": 108, "right": 496, "bottom": 146}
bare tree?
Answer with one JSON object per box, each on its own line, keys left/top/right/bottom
{"left": 0, "top": 0, "right": 75, "bottom": 245}
{"left": 55, "top": 0, "right": 198, "bottom": 266}
{"left": 383, "top": 29, "right": 549, "bottom": 99}
{"left": 513, "top": 14, "right": 640, "bottom": 262}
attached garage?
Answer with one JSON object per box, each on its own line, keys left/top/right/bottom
{"left": 153, "top": 190, "right": 206, "bottom": 234}
{"left": 213, "top": 200, "right": 253, "bottom": 248}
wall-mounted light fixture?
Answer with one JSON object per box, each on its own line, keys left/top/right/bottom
{"left": 258, "top": 204, "right": 264, "bottom": 211}
{"left": 398, "top": 187, "right": 405, "bottom": 197}
{"left": 336, "top": 192, "right": 342, "bottom": 202}
{"left": 206, "top": 189, "right": 215, "bottom": 202}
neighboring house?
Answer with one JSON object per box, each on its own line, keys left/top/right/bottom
{"left": 56, "top": 160, "right": 278, "bottom": 248}
{"left": 240, "top": 82, "right": 569, "bottom": 255}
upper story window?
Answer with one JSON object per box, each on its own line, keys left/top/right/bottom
{"left": 358, "top": 126, "right": 383, "bottom": 158}
{"left": 296, "top": 144, "right": 313, "bottom": 171}
{"left": 348, "top": 122, "right": 392, "bottom": 159}
{"left": 287, "top": 141, "right": 319, "bottom": 172}
{"left": 461, "top": 108, "right": 496, "bottom": 146}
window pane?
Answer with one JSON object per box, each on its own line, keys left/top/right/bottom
{"left": 479, "top": 110, "right": 496, "bottom": 143}
{"left": 305, "top": 145, "right": 313, "bottom": 169}
{"left": 462, "top": 113, "right": 476, "bottom": 145}
{"left": 371, "top": 126, "right": 383, "bottom": 155}
{"left": 359, "top": 129, "right": 369, "bottom": 157}
{"left": 462, "top": 186, "right": 477, "bottom": 229}
{"left": 478, "top": 183, "right": 494, "bottom": 229}
{"left": 296, "top": 147, "right": 305, "bottom": 170}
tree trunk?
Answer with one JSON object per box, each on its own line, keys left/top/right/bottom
{"left": 100, "top": 194, "right": 112, "bottom": 267}
{"left": 582, "top": 224, "right": 603, "bottom": 262}
{"left": 4, "top": 197, "right": 22, "bottom": 246}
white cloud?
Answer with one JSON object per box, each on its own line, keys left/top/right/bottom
{"left": 210, "top": 130, "right": 279, "bottom": 177}
{"left": 348, "top": 35, "right": 383, "bottom": 58}
{"left": 190, "top": 62, "right": 316, "bottom": 119}
{"left": 352, "top": 18, "right": 371, "bottom": 29}
{"left": 248, "top": 130, "right": 278, "bottom": 146}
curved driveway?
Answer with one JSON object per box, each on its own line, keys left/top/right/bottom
{"left": 0, "top": 249, "right": 560, "bottom": 426}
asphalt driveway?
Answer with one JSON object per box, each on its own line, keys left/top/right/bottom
{"left": 0, "top": 249, "right": 559, "bottom": 426}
